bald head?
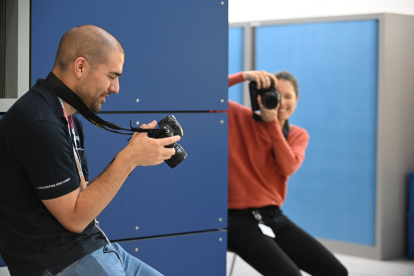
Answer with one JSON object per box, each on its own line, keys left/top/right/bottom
{"left": 53, "top": 25, "right": 124, "bottom": 73}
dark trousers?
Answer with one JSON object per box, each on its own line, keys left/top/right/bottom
{"left": 228, "top": 206, "right": 348, "bottom": 276}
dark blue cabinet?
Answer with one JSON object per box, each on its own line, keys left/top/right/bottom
{"left": 31, "top": 1, "right": 228, "bottom": 112}
{"left": 28, "top": 0, "right": 229, "bottom": 274}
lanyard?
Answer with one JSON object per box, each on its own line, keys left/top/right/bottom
{"left": 58, "top": 97, "right": 87, "bottom": 191}
{"left": 58, "top": 97, "right": 111, "bottom": 244}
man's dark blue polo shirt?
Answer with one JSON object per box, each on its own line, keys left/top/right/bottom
{"left": 0, "top": 79, "right": 106, "bottom": 275}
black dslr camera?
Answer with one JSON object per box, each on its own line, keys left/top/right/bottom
{"left": 249, "top": 80, "right": 280, "bottom": 111}
{"left": 147, "top": 115, "right": 188, "bottom": 168}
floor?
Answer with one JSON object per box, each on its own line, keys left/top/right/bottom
{"left": 226, "top": 252, "right": 414, "bottom": 276}
{"left": 1, "top": 253, "right": 414, "bottom": 276}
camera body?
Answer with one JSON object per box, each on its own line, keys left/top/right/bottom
{"left": 147, "top": 115, "right": 187, "bottom": 168}
{"left": 249, "top": 80, "right": 280, "bottom": 111}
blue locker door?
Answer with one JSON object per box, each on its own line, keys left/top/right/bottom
{"left": 255, "top": 20, "right": 378, "bottom": 245}
{"left": 79, "top": 113, "right": 228, "bottom": 240}
{"left": 31, "top": 1, "right": 228, "bottom": 112}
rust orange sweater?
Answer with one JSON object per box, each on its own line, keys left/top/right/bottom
{"left": 228, "top": 73, "right": 309, "bottom": 209}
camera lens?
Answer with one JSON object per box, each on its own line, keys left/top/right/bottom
{"left": 165, "top": 144, "right": 188, "bottom": 168}
{"left": 262, "top": 91, "right": 279, "bottom": 109}
{"left": 147, "top": 115, "right": 187, "bottom": 168}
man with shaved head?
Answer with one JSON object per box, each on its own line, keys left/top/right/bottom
{"left": 0, "top": 25, "right": 173, "bottom": 275}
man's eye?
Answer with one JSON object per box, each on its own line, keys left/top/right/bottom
{"left": 109, "top": 76, "right": 115, "bottom": 80}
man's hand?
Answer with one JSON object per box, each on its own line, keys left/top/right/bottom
{"left": 122, "top": 120, "right": 181, "bottom": 166}
{"left": 258, "top": 95, "right": 279, "bottom": 122}
{"left": 242, "top": 70, "right": 278, "bottom": 90}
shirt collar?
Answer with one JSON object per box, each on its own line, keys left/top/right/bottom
{"left": 30, "top": 77, "right": 67, "bottom": 121}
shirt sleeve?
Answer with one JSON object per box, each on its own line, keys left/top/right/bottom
{"left": 266, "top": 122, "right": 309, "bottom": 176}
{"left": 12, "top": 121, "right": 80, "bottom": 200}
{"left": 229, "top": 72, "right": 245, "bottom": 87}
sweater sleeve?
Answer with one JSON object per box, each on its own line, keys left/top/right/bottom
{"left": 266, "top": 122, "right": 309, "bottom": 176}
{"left": 229, "top": 72, "right": 245, "bottom": 87}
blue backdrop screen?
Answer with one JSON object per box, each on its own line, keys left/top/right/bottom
{"left": 228, "top": 27, "right": 244, "bottom": 104}
{"left": 256, "top": 20, "right": 378, "bottom": 245}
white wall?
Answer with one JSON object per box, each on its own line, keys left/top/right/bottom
{"left": 229, "top": 0, "right": 414, "bottom": 23}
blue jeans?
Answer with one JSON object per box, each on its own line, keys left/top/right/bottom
{"left": 44, "top": 243, "right": 163, "bottom": 276}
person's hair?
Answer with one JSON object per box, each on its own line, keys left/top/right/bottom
{"left": 53, "top": 25, "right": 124, "bottom": 72}
{"left": 274, "top": 71, "right": 299, "bottom": 96}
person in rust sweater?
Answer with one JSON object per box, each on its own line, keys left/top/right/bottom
{"left": 227, "top": 70, "right": 347, "bottom": 276}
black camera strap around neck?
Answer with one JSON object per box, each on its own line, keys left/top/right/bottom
{"left": 45, "top": 72, "right": 165, "bottom": 136}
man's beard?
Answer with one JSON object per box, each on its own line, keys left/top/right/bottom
{"left": 88, "top": 97, "right": 102, "bottom": 113}
{"left": 76, "top": 78, "right": 102, "bottom": 113}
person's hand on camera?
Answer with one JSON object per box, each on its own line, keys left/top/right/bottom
{"left": 258, "top": 95, "right": 279, "bottom": 122}
{"left": 242, "top": 70, "right": 278, "bottom": 90}
{"left": 122, "top": 120, "right": 181, "bottom": 166}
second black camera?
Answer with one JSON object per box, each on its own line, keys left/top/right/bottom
{"left": 249, "top": 80, "right": 280, "bottom": 111}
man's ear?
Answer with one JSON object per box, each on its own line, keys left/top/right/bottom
{"left": 73, "top": 57, "right": 88, "bottom": 79}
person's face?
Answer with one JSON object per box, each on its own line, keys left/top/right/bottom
{"left": 77, "top": 50, "right": 124, "bottom": 112}
{"left": 276, "top": 79, "right": 298, "bottom": 123}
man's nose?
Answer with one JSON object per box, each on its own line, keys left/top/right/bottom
{"left": 109, "top": 78, "right": 120, "bottom": 94}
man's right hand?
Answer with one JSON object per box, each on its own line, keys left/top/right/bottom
{"left": 121, "top": 120, "right": 181, "bottom": 166}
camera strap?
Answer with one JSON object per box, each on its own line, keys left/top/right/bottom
{"left": 45, "top": 72, "right": 166, "bottom": 136}
{"left": 281, "top": 121, "right": 290, "bottom": 141}
{"left": 252, "top": 112, "right": 263, "bottom": 122}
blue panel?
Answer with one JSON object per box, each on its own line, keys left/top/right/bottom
{"left": 31, "top": 1, "right": 228, "bottom": 111}
{"left": 119, "top": 230, "right": 227, "bottom": 276}
{"left": 80, "top": 113, "right": 228, "bottom": 240}
{"left": 228, "top": 27, "right": 244, "bottom": 104}
{"left": 256, "top": 20, "right": 378, "bottom": 245}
